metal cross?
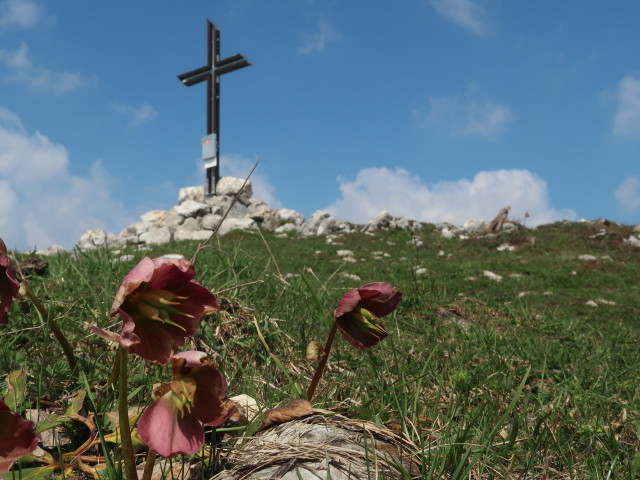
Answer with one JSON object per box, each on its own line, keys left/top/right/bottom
{"left": 177, "top": 20, "right": 251, "bottom": 196}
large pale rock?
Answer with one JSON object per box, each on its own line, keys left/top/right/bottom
{"left": 462, "top": 218, "right": 488, "bottom": 234}
{"left": 76, "top": 229, "right": 122, "bottom": 250}
{"left": 364, "top": 210, "right": 422, "bottom": 232}
{"left": 173, "top": 230, "right": 212, "bottom": 242}
{"left": 216, "top": 176, "right": 253, "bottom": 199}
{"left": 274, "top": 223, "right": 300, "bottom": 234}
{"left": 249, "top": 206, "right": 281, "bottom": 232}
{"left": 178, "top": 186, "right": 205, "bottom": 204}
{"left": 245, "top": 197, "right": 268, "bottom": 214}
{"left": 201, "top": 213, "right": 223, "bottom": 231}
{"left": 300, "top": 211, "right": 353, "bottom": 236}
{"left": 140, "top": 210, "right": 167, "bottom": 224}
{"left": 278, "top": 208, "right": 305, "bottom": 226}
{"left": 139, "top": 226, "right": 172, "bottom": 245}
{"left": 181, "top": 217, "right": 201, "bottom": 231}
{"left": 173, "top": 200, "right": 210, "bottom": 218}
{"left": 207, "top": 196, "right": 249, "bottom": 219}
{"left": 218, "top": 218, "right": 258, "bottom": 236}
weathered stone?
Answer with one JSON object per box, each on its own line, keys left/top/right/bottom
{"left": 245, "top": 197, "right": 268, "bottom": 213}
{"left": 216, "top": 176, "right": 253, "bottom": 199}
{"left": 278, "top": 208, "right": 305, "bottom": 226}
{"left": 139, "top": 226, "right": 172, "bottom": 245}
{"left": 462, "top": 218, "right": 488, "bottom": 233}
{"left": 623, "top": 235, "right": 640, "bottom": 247}
{"left": 178, "top": 186, "right": 205, "bottom": 204}
{"left": 173, "top": 230, "right": 212, "bottom": 242}
{"left": 76, "top": 229, "right": 122, "bottom": 250}
{"left": 207, "top": 195, "right": 249, "bottom": 219}
{"left": 249, "top": 206, "right": 281, "bottom": 232}
{"left": 163, "top": 210, "right": 183, "bottom": 230}
{"left": 173, "top": 200, "right": 210, "bottom": 218}
{"left": 181, "top": 217, "right": 201, "bottom": 231}
{"left": 140, "top": 210, "right": 167, "bottom": 224}
{"left": 301, "top": 211, "right": 353, "bottom": 236}
{"left": 201, "top": 213, "right": 223, "bottom": 231}
{"left": 274, "top": 223, "right": 300, "bottom": 234}
{"left": 364, "top": 210, "right": 422, "bottom": 233}
{"left": 218, "top": 218, "right": 258, "bottom": 236}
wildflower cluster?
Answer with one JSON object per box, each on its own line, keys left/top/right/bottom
{"left": 0, "top": 234, "right": 402, "bottom": 478}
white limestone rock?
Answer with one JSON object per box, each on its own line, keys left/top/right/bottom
{"left": 140, "top": 210, "right": 167, "bottom": 224}
{"left": 364, "top": 210, "right": 422, "bottom": 232}
{"left": 139, "top": 226, "right": 172, "bottom": 246}
{"left": 173, "top": 200, "right": 210, "bottom": 218}
{"left": 76, "top": 229, "right": 122, "bottom": 251}
{"left": 178, "top": 186, "right": 205, "bottom": 204}
{"left": 217, "top": 218, "right": 258, "bottom": 236}
{"left": 462, "top": 218, "right": 488, "bottom": 234}
{"left": 216, "top": 176, "right": 253, "bottom": 199}
{"left": 483, "top": 270, "right": 503, "bottom": 282}
{"left": 201, "top": 213, "right": 223, "bottom": 231}
{"left": 278, "top": 208, "right": 305, "bottom": 226}
{"left": 274, "top": 223, "right": 301, "bottom": 234}
{"left": 623, "top": 235, "right": 640, "bottom": 247}
{"left": 173, "top": 230, "right": 212, "bottom": 242}
{"left": 301, "top": 211, "right": 353, "bottom": 236}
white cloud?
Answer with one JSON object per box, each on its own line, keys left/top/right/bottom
{"left": 614, "top": 176, "right": 640, "bottom": 212}
{"left": 113, "top": 103, "right": 158, "bottom": 127}
{"left": 325, "top": 167, "right": 576, "bottom": 226}
{"left": 0, "top": 41, "right": 90, "bottom": 94}
{"left": 418, "top": 85, "right": 514, "bottom": 139}
{"left": 0, "top": 107, "right": 134, "bottom": 250}
{"left": 299, "top": 17, "right": 342, "bottom": 55}
{"left": 430, "top": 0, "right": 487, "bottom": 36}
{"left": 612, "top": 75, "right": 640, "bottom": 137}
{"left": 0, "top": 0, "right": 45, "bottom": 30}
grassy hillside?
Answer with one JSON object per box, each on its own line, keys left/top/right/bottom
{"left": 3, "top": 220, "right": 639, "bottom": 479}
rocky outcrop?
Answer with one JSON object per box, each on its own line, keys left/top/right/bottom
{"left": 73, "top": 177, "right": 546, "bottom": 252}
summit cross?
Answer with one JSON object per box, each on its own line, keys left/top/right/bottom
{"left": 177, "top": 20, "right": 251, "bottom": 196}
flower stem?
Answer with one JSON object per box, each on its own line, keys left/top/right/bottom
{"left": 118, "top": 346, "right": 138, "bottom": 480}
{"left": 306, "top": 322, "right": 338, "bottom": 402}
{"left": 23, "top": 282, "right": 78, "bottom": 371}
{"left": 141, "top": 449, "right": 157, "bottom": 480}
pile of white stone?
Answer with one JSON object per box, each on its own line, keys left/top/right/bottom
{"left": 74, "top": 177, "right": 424, "bottom": 251}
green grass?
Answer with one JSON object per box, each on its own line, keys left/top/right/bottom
{"left": 2, "top": 220, "right": 639, "bottom": 479}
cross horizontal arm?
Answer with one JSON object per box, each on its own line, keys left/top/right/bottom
{"left": 177, "top": 65, "right": 212, "bottom": 82}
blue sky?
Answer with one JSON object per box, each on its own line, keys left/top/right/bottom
{"left": 1, "top": 0, "right": 640, "bottom": 250}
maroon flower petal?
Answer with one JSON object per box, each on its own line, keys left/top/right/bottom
{"left": 0, "top": 238, "right": 20, "bottom": 326}
{"left": 137, "top": 391, "right": 204, "bottom": 458}
{"left": 120, "top": 312, "right": 185, "bottom": 365}
{"left": 356, "top": 283, "right": 403, "bottom": 317}
{"left": 0, "top": 400, "right": 39, "bottom": 473}
{"left": 110, "top": 257, "right": 156, "bottom": 315}
{"left": 334, "top": 283, "right": 402, "bottom": 350}
{"left": 109, "top": 257, "right": 218, "bottom": 365}
{"left": 335, "top": 314, "right": 388, "bottom": 350}
{"left": 169, "top": 353, "right": 231, "bottom": 426}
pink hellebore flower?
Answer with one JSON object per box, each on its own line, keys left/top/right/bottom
{"left": 334, "top": 282, "right": 402, "bottom": 350}
{"left": 106, "top": 257, "right": 218, "bottom": 365}
{"left": 137, "top": 351, "right": 235, "bottom": 458}
{"left": 0, "top": 238, "right": 20, "bottom": 325}
{"left": 0, "top": 399, "right": 40, "bottom": 473}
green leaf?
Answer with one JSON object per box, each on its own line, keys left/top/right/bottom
{"left": 35, "top": 390, "right": 87, "bottom": 433}
{"left": 3, "top": 369, "right": 27, "bottom": 411}
{"left": 65, "top": 390, "right": 86, "bottom": 416}
{"left": 1, "top": 466, "right": 56, "bottom": 480}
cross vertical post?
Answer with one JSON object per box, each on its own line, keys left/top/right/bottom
{"left": 178, "top": 20, "right": 251, "bottom": 196}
